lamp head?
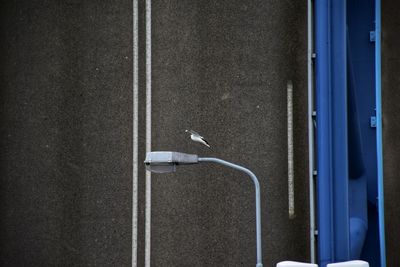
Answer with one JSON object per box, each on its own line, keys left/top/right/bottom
{"left": 144, "top": 151, "right": 199, "bottom": 173}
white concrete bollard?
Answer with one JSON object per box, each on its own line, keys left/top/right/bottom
{"left": 277, "top": 261, "right": 318, "bottom": 267}
{"left": 327, "top": 260, "right": 369, "bottom": 267}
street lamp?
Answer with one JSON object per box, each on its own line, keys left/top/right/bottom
{"left": 144, "top": 151, "right": 263, "bottom": 267}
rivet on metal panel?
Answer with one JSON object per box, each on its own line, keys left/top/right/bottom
{"left": 370, "top": 31, "right": 376, "bottom": 42}
{"left": 370, "top": 116, "right": 377, "bottom": 128}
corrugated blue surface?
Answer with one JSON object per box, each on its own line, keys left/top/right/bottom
{"left": 315, "top": 1, "right": 333, "bottom": 264}
{"left": 315, "top": 0, "right": 386, "bottom": 266}
{"left": 315, "top": 0, "right": 350, "bottom": 266}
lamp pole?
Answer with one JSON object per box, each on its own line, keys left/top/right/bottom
{"left": 144, "top": 152, "right": 263, "bottom": 267}
{"left": 198, "top": 157, "right": 263, "bottom": 267}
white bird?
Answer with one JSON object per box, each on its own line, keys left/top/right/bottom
{"left": 185, "top": 130, "right": 210, "bottom": 148}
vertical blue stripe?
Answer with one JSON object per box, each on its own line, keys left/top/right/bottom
{"left": 331, "top": 0, "right": 350, "bottom": 261}
{"left": 315, "top": 0, "right": 333, "bottom": 265}
{"left": 375, "top": 0, "right": 386, "bottom": 266}
{"left": 316, "top": 0, "right": 349, "bottom": 266}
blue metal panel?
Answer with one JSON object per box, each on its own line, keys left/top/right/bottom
{"left": 375, "top": 0, "right": 386, "bottom": 265}
{"left": 346, "top": 0, "right": 375, "bottom": 264}
{"left": 346, "top": 0, "right": 387, "bottom": 265}
{"left": 347, "top": 27, "right": 368, "bottom": 261}
{"left": 315, "top": 1, "right": 333, "bottom": 265}
{"left": 331, "top": 1, "right": 350, "bottom": 262}
{"left": 315, "top": 0, "right": 350, "bottom": 266}
{"left": 315, "top": 0, "right": 386, "bottom": 265}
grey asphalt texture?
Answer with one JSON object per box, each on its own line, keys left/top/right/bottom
{"left": 0, "top": 0, "right": 323, "bottom": 266}
{"left": 382, "top": 0, "right": 400, "bottom": 266}
{"left": 0, "top": 1, "right": 132, "bottom": 266}
{"left": 149, "top": 1, "right": 309, "bottom": 266}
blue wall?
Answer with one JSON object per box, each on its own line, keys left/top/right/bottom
{"left": 315, "top": 0, "right": 385, "bottom": 266}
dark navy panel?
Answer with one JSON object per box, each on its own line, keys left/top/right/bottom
{"left": 347, "top": 0, "right": 381, "bottom": 265}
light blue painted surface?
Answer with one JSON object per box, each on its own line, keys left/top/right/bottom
{"left": 375, "top": 0, "right": 386, "bottom": 265}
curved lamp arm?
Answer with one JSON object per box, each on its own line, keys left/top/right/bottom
{"left": 198, "top": 157, "right": 263, "bottom": 267}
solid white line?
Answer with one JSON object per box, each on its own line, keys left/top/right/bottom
{"left": 287, "top": 81, "right": 295, "bottom": 219}
{"left": 132, "top": 0, "right": 139, "bottom": 266}
{"left": 144, "top": 0, "right": 152, "bottom": 266}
